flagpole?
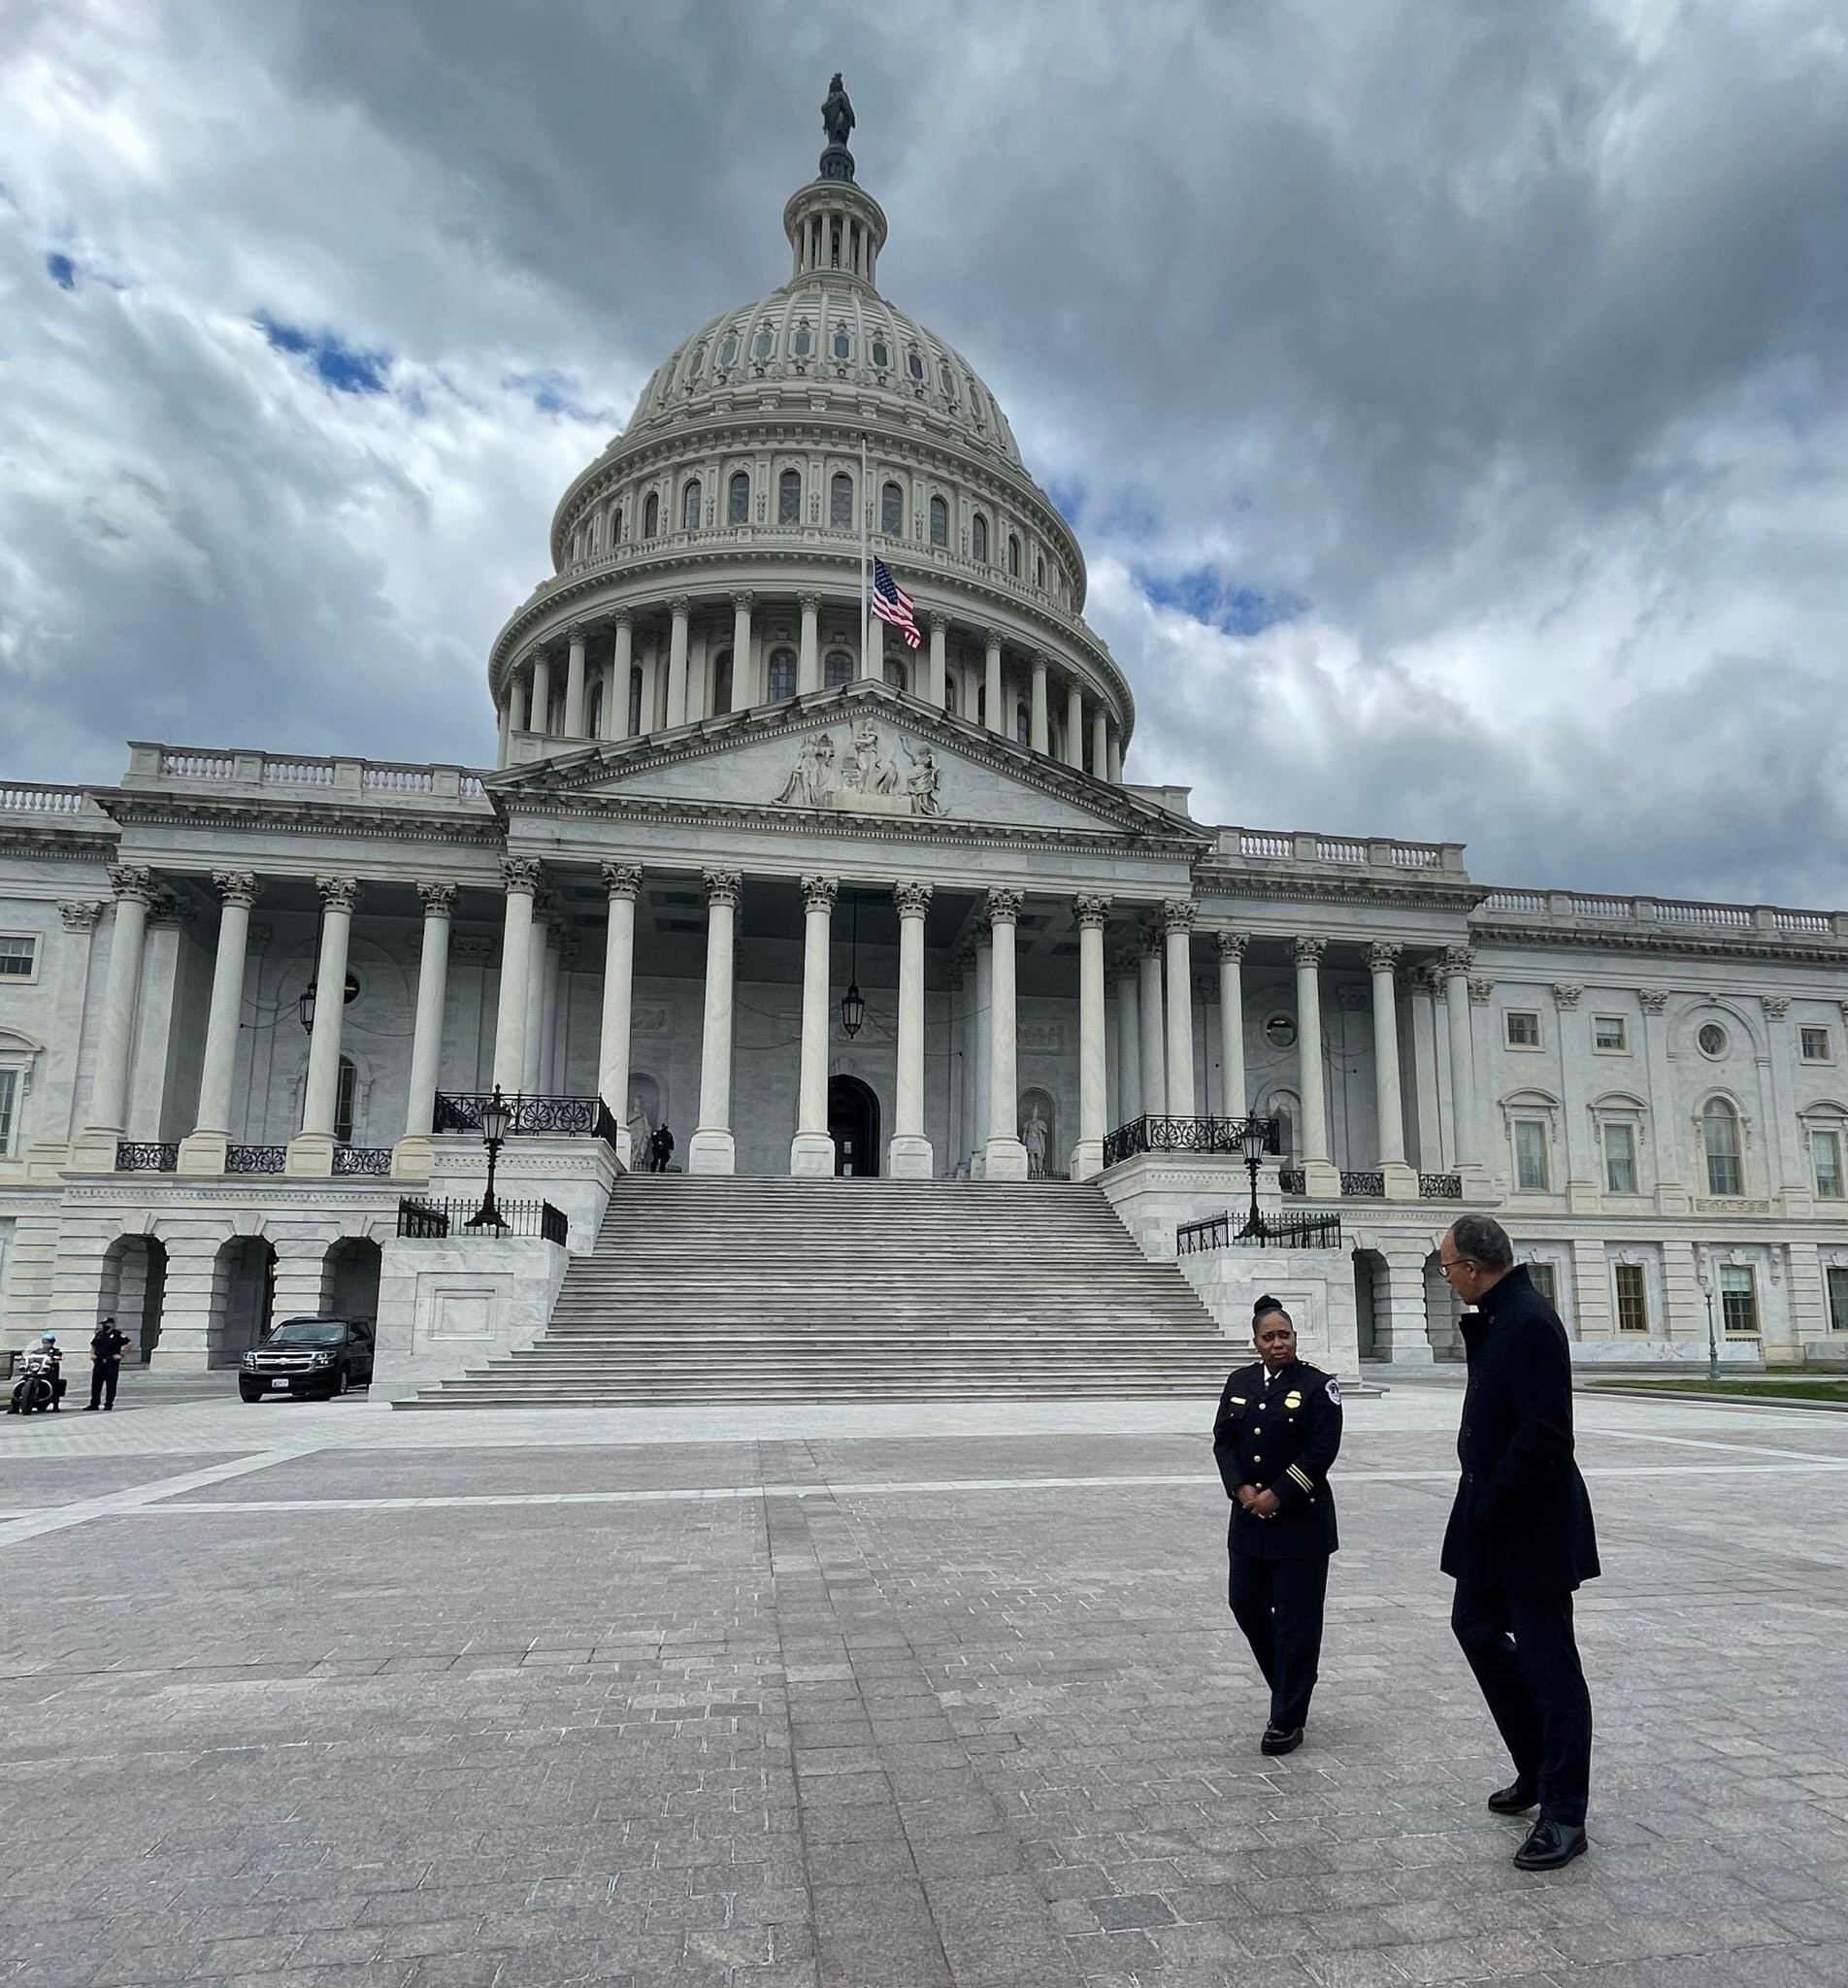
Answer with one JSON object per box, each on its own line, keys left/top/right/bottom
{"left": 859, "top": 432, "right": 871, "bottom": 679}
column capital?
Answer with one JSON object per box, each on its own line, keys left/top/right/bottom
{"left": 731, "top": 589, "right": 755, "bottom": 611}
{"left": 1761, "top": 994, "right": 1791, "bottom": 1021}
{"left": 1293, "top": 935, "right": 1327, "bottom": 968}
{"left": 1418, "top": 961, "right": 1448, "bottom": 996}
{"left": 525, "top": 644, "right": 548, "bottom": 668}
{"left": 1441, "top": 944, "right": 1475, "bottom": 977}
{"left": 1368, "top": 941, "right": 1403, "bottom": 973}
{"left": 315, "top": 875, "right": 361, "bottom": 914}
{"left": 564, "top": 622, "right": 586, "bottom": 646}
{"left": 530, "top": 889, "right": 559, "bottom": 931}
{"left": 1553, "top": 980, "right": 1584, "bottom": 1010}
{"left": 894, "top": 880, "right": 934, "bottom": 918}
{"left": 1161, "top": 898, "right": 1198, "bottom": 936}
{"left": 1638, "top": 987, "right": 1670, "bottom": 1014}
{"left": 213, "top": 870, "right": 261, "bottom": 909}
{"left": 927, "top": 611, "right": 948, "bottom": 635}
{"left": 703, "top": 869, "right": 742, "bottom": 910}
{"left": 59, "top": 899, "right": 104, "bottom": 931}
{"left": 1030, "top": 652, "right": 1049, "bottom": 677}
{"left": 1215, "top": 930, "right": 1248, "bottom": 963}
{"left": 983, "top": 627, "right": 1004, "bottom": 649}
{"left": 600, "top": 862, "right": 643, "bottom": 902}
{"left": 612, "top": 608, "right": 635, "bottom": 631}
{"left": 107, "top": 865, "right": 156, "bottom": 906}
{"left": 501, "top": 857, "right": 543, "bottom": 897}
{"left": 801, "top": 873, "right": 839, "bottom": 913}
{"left": 1468, "top": 977, "right": 1495, "bottom": 1006}
{"left": 415, "top": 880, "right": 459, "bottom": 917}
{"left": 1072, "top": 892, "right": 1112, "bottom": 929}
{"left": 798, "top": 590, "right": 823, "bottom": 613}
{"left": 984, "top": 886, "right": 1024, "bottom": 928}
{"left": 669, "top": 593, "right": 692, "bottom": 617}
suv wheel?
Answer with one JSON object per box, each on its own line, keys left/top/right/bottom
{"left": 238, "top": 1381, "right": 261, "bottom": 1403}
{"left": 333, "top": 1364, "right": 349, "bottom": 1398}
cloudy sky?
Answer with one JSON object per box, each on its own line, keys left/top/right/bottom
{"left": 5, "top": 0, "right": 1848, "bottom": 905}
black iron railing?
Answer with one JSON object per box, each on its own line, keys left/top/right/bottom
{"left": 1177, "top": 1209, "right": 1345, "bottom": 1253}
{"left": 1420, "top": 1172, "right": 1463, "bottom": 1200}
{"left": 226, "top": 1144, "right": 286, "bottom": 1175}
{"left": 1278, "top": 1168, "right": 1306, "bottom": 1196}
{"left": 116, "top": 1141, "right": 178, "bottom": 1172}
{"left": 1103, "top": 1114, "right": 1281, "bottom": 1169}
{"left": 434, "top": 1092, "right": 620, "bottom": 1150}
{"left": 1340, "top": 1171, "right": 1386, "bottom": 1199}
{"left": 333, "top": 1145, "right": 392, "bottom": 1176}
{"left": 396, "top": 1196, "right": 568, "bottom": 1242}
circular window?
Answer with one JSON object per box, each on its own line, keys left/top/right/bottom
{"left": 1698, "top": 1022, "right": 1729, "bottom": 1058}
{"left": 343, "top": 972, "right": 360, "bottom": 1006}
{"left": 1263, "top": 1012, "right": 1298, "bottom": 1050}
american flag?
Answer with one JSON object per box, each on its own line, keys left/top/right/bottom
{"left": 872, "top": 557, "right": 924, "bottom": 649}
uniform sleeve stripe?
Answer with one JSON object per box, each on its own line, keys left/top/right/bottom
{"left": 1286, "top": 1464, "right": 1314, "bottom": 1491}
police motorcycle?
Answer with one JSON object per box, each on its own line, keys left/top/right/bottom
{"left": 8, "top": 1334, "right": 65, "bottom": 1414}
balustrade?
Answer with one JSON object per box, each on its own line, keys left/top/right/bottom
{"left": 116, "top": 1141, "right": 178, "bottom": 1172}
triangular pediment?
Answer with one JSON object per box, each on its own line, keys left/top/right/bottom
{"left": 490, "top": 684, "right": 1204, "bottom": 845}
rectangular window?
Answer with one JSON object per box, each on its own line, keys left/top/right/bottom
{"left": 1527, "top": 1261, "right": 1558, "bottom": 1307}
{"left": 1505, "top": 1011, "right": 1541, "bottom": 1048}
{"left": 1602, "top": 1121, "right": 1637, "bottom": 1194}
{"left": 1828, "top": 1266, "right": 1848, "bottom": 1333}
{"left": 1593, "top": 1015, "right": 1627, "bottom": 1052}
{"left": 1720, "top": 1264, "right": 1759, "bottom": 1336}
{"left": 1614, "top": 1262, "right": 1649, "bottom": 1333}
{"left": 1801, "top": 1025, "right": 1831, "bottom": 1062}
{"left": 1813, "top": 1130, "right": 1844, "bottom": 1201}
{"left": 0, "top": 935, "right": 36, "bottom": 978}
{"left": 0, "top": 1068, "right": 16, "bottom": 1155}
{"left": 1514, "top": 1119, "right": 1549, "bottom": 1191}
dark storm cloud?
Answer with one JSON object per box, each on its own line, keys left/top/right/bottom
{"left": 4, "top": 0, "right": 1848, "bottom": 904}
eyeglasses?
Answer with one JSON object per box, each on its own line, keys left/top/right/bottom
{"left": 1437, "top": 1256, "right": 1472, "bottom": 1276}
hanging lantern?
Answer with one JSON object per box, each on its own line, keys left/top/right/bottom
{"left": 840, "top": 891, "right": 866, "bottom": 1037}
{"left": 298, "top": 980, "right": 317, "bottom": 1033}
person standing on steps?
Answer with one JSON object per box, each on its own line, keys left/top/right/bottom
{"left": 648, "top": 1122, "right": 675, "bottom": 1174}
{"left": 1438, "top": 1214, "right": 1599, "bottom": 1872}
{"left": 1212, "top": 1297, "right": 1342, "bottom": 1757}
{"left": 86, "top": 1314, "right": 131, "bottom": 1410}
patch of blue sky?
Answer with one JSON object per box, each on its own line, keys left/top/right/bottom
{"left": 1137, "top": 565, "right": 1305, "bottom": 637}
{"left": 46, "top": 251, "right": 77, "bottom": 289}
{"left": 256, "top": 314, "right": 390, "bottom": 395}
{"left": 1043, "top": 477, "right": 1087, "bottom": 528}
{"left": 503, "top": 369, "right": 606, "bottom": 421}
{"left": 1093, "top": 489, "right": 1162, "bottom": 543}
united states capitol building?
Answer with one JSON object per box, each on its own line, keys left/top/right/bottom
{"left": 3, "top": 92, "right": 1844, "bottom": 1394}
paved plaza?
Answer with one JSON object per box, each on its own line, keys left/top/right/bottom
{"left": 7, "top": 1379, "right": 1848, "bottom": 1987}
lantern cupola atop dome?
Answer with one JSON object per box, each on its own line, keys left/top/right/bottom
{"left": 783, "top": 72, "right": 888, "bottom": 286}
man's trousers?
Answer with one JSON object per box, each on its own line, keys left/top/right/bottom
{"left": 1451, "top": 1578, "right": 1593, "bottom": 1827}
{"left": 1229, "top": 1551, "right": 1329, "bottom": 1733}
{"left": 88, "top": 1361, "right": 121, "bottom": 1410}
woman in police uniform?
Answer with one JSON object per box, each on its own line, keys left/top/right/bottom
{"left": 1212, "top": 1297, "right": 1343, "bottom": 1755}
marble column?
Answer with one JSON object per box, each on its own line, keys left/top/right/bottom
{"left": 798, "top": 592, "right": 821, "bottom": 695}
{"left": 507, "top": 671, "right": 528, "bottom": 737}
{"left": 791, "top": 874, "right": 838, "bottom": 1176}
{"left": 1113, "top": 951, "right": 1143, "bottom": 1124}
{"left": 1065, "top": 683, "right": 1084, "bottom": 769}
{"left": 1091, "top": 707, "right": 1108, "bottom": 779}
{"left": 522, "top": 894, "right": 552, "bottom": 1094}
{"left": 1138, "top": 932, "right": 1167, "bottom": 1119}
{"left": 563, "top": 624, "right": 588, "bottom": 737}
{"left": 927, "top": 614, "right": 947, "bottom": 708}
{"left": 1442, "top": 945, "right": 1483, "bottom": 1186}
{"left": 607, "top": 614, "right": 633, "bottom": 741}
{"left": 956, "top": 944, "right": 979, "bottom": 1171}
{"left": 598, "top": 864, "right": 642, "bottom": 1168}
{"left": 497, "top": 694, "right": 512, "bottom": 766}
{"left": 79, "top": 866, "right": 156, "bottom": 1162}
{"left": 1410, "top": 965, "right": 1448, "bottom": 1169}
{"left": 889, "top": 881, "right": 934, "bottom": 1176}
{"left": 984, "top": 887, "right": 1028, "bottom": 1178}
{"left": 1295, "top": 936, "right": 1339, "bottom": 1194}
{"left": 286, "top": 876, "right": 359, "bottom": 1176}
{"left": 984, "top": 630, "right": 1004, "bottom": 734}
{"left": 1216, "top": 932, "right": 1247, "bottom": 1119}
{"left": 665, "top": 596, "right": 691, "bottom": 728}
{"left": 1107, "top": 731, "right": 1123, "bottom": 782}
{"left": 689, "top": 871, "right": 741, "bottom": 1174}
{"left": 1162, "top": 900, "right": 1197, "bottom": 1116}
{"left": 175, "top": 872, "right": 259, "bottom": 1175}
{"left": 392, "top": 880, "right": 457, "bottom": 1179}
{"left": 972, "top": 937, "right": 993, "bottom": 1175}
{"left": 490, "top": 859, "right": 541, "bottom": 1093}
{"left": 1029, "top": 656, "right": 1049, "bottom": 754}
{"left": 1072, "top": 893, "right": 1110, "bottom": 1178}
{"left": 730, "top": 593, "right": 753, "bottom": 713}
{"left": 1369, "top": 942, "right": 1418, "bottom": 1198}
{"left": 530, "top": 650, "right": 552, "bottom": 737}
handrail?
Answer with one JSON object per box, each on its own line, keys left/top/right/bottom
{"left": 1103, "top": 1114, "right": 1280, "bottom": 1168}
{"left": 396, "top": 1197, "right": 568, "bottom": 1242}
{"left": 433, "top": 1092, "right": 619, "bottom": 1150}
{"left": 1177, "top": 1209, "right": 1344, "bottom": 1253}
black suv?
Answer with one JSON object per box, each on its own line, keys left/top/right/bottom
{"left": 239, "top": 1317, "right": 375, "bottom": 1402}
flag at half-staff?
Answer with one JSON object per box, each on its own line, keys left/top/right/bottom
{"left": 872, "top": 558, "right": 924, "bottom": 649}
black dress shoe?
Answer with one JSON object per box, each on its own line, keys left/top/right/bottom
{"left": 1488, "top": 1778, "right": 1538, "bottom": 1814}
{"left": 1513, "top": 1818, "right": 1587, "bottom": 1871}
{"left": 1260, "top": 1724, "right": 1304, "bottom": 1756}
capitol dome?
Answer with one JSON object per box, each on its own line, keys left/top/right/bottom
{"left": 487, "top": 98, "right": 1132, "bottom": 783}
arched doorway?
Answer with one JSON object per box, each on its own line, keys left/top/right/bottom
{"left": 828, "top": 1076, "right": 880, "bottom": 1177}
{"left": 100, "top": 1235, "right": 168, "bottom": 1365}
{"left": 325, "top": 1237, "right": 383, "bottom": 1321}
{"left": 210, "top": 1237, "right": 276, "bottom": 1366}
{"left": 1352, "top": 1248, "right": 1386, "bottom": 1362}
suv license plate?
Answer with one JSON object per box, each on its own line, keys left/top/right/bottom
{"left": 271, "top": 1376, "right": 290, "bottom": 1389}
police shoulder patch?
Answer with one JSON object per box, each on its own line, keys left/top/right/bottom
{"left": 1326, "top": 1377, "right": 1343, "bottom": 1405}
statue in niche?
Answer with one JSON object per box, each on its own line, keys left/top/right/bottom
{"left": 625, "top": 1091, "right": 653, "bottom": 1154}
{"left": 1022, "top": 1108, "right": 1049, "bottom": 1178}
{"left": 902, "top": 741, "right": 942, "bottom": 816}
{"left": 822, "top": 73, "right": 855, "bottom": 149}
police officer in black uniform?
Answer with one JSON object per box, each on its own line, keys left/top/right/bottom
{"left": 1212, "top": 1297, "right": 1343, "bottom": 1755}
{"left": 86, "top": 1314, "right": 131, "bottom": 1411}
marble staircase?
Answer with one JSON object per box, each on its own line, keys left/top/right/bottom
{"left": 402, "top": 1174, "right": 1238, "bottom": 1406}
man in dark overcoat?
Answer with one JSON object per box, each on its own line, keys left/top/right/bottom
{"left": 1438, "top": 1215, "right": 1599, "bottom": 1871}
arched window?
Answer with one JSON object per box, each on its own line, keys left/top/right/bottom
{"left": 944, "top": 676, "right": 959, "bottom": 716}
{"left": 1014, "top": 702, "right": 1031, "bottom": 746}
{"left": 884, "top": 657, "right": 908, "bottom": 693}
{"left": 710, "top": 648, "right": 733, "bottom": 716}
{"left": 1007, "top": 533, "right": 1021, "bottom": 578}
{"left": 929, "top": 494, "right": 948, "bottom": 547}
{"left": 728, "top": 470, "right": 750, "bottom": 525}
{"left": 778, "top": 469, "right": 802, "bottom": 524}
{"left": 1702, "top": 1098, "right": 1743, "bottom": 1197}
{"left": 335, "top": 1056, "right": 357, "bottom": 1146}
{"left": 832, "top": 325, "right": 852, "bottom": 361}
{"left": 824, "top": 649, "right": 854, "bottom": 690}
{"left": 767, "top": 647, "right": 797, "bottom": 701}
{"left": 643, "top": 491, "right": 659, "bottom": 538}
{"left": 752, "top": 321, "right": 776, "bottom": 361}
{"left": 880, "top": 480, "right": 904, "bottom": 536}
{"left": 681, "top": 479, "right": 701, "bottom": 533}
{"left": 628, "top": 665, "right": 644, "bottom": 735}
{"left": 1036, "top": 554, "right": 1045, "bottom": 590}
{"left": 718, "top": 329, "right": 740, "bottom": 368}
{"left": 871, "top": 336, "right": 890, "bottom": 370}
{"left": 972, "top": 514, "right": 988, "bottom": 563}
{"left": 611, "top": 505, "right": 624, "bottom": 545}
{"left": 830, "top": 471, "right": 854, "bottom": 529}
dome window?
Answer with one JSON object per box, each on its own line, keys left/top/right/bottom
{"left": 833, "top": 326, "right": 852, "bottom": 361}
{"left": 682, "top": 480, "right": 702, "bottom": 533}
{"left": 944, "top": 676, "right": 960, "bottom": 716}
{"left": 628, "top": 665, "right": 644, "bottom": 734}
{"left": 718, "top": 331, "right": 740, "bottom": 368}
{"left": 929, "top": 495, "right": 948, "bottom": 548}
{"left": 967, "top": 375, "right": 983, "bottom": 418}
{"left": 768, "top": 647, "right": 798, "bottom": 701}
{"left": 777, "top": 469, "right": 802, "bottom": 525}
{"left": 1036, "top": 554, "right": 1045, "bottom": 590}
{"left": 688, "top": 342, "right": 706, "bottom": 379}
{"left": 753, "top": 323, "right": 776, "bottom": 362}
{"left": 871, "top": 337, "right": 890, "bottom": 370}
{"left": 644, "top": 492, "right": 660, "bottom": 539}
{"left": 884, "top": 656, "right": 908, "bottom": 693}
{"left": 793, "top": 322, "right": 813, "bottom": 358}
{"left": 824, "top": 649, "right": 854, "bottom": 690}
{"left": 880, "top": 481, "right": 904, "bottom": 536}
{"left": 972, "top": 513, "right": 988, "bottom": 563}
{"left": 830, "top": 472, "right": 854, "bottom": 528}
{"left": 728, "top": 471, "right": 750, "bottom": 526}
{"left": 939, "top": 361, "right": 955, "bottom": 401}
{"left": 611, "top": 505, "right": 624, "bottom": 545}
{"left": 1007, "top": 533, "right": 1021, "bottom": 579}
{"left": 907, "top": 348, "right": 926, "bottom": 382}
{"left": 1014, "top": 702, "right": 1031, "bottom": 747}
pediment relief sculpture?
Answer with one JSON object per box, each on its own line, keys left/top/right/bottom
{"left": 775, "top": 718, "right": 942, "bottom": 817}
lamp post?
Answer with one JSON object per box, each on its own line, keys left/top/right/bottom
{"left": 1698, "top": 1252, "right": 1721, "bottom": 1381}
{"left": 1236, "top": 1112, "right": 1270, "bottom": 1239}
{"left": 466, "top": 1085, "right": 512, "bottom": 1232}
